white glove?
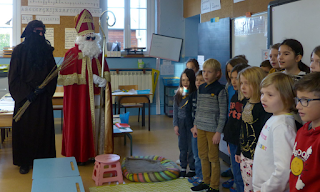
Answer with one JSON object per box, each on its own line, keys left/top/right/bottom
{"left": 93, "top": 74, "right": 107, "bottom": 87}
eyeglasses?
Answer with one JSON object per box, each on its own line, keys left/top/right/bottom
{"left": 33, "top": 30, "right": 45, "bottom": 35}
{"left": 294, "top": 97, "right": 320, "bottom": 107}
{"left": 86, "top": 36, "right": 96, "bottom": 41}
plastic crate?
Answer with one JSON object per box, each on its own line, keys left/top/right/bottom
{"left": 166, "top": 96, "right": 174, "bottom": 106}
{"left": 166, "top": 87, "right": 177, "bottom": 96}
{"left": 137, "top": 89, "right": 151, "bottom": 94}
{"left": 165, "top": 106, "right": 173, "bottom": 116}
{"left": 162, "top": 77, "right": 180, "bottom": 86}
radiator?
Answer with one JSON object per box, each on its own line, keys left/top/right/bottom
{"left": 110, "top": 70, "right": 153, "bottom": 103}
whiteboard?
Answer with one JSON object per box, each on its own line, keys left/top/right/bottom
{"left": 271, "top": 0, "right": 320, "bottom": 64}
{"left": 149, "top": 34, "right": 183, "bottom": 62}
{"left": 232, "top": 12, "right": 268, "bottom": 67}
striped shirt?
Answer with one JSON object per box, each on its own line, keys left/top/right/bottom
{"left": 194, "top": 81, "right": 228, "bottom": 133}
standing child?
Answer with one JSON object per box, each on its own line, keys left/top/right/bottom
{"left": 187, "top": 71, "right": 205, "bottom": 186}
{"left": 222, "top": 56, "right": 248, "bottom": 183}
{"left": 268, "top": 43, "right": 281, "bottom": 73}
{"left": 278, "top": 39, "right": 310, "bottom": 81}
{"left": 190, "top": 59, "right": 228, "bottom": 192}
{"left": 310, "top": 46, "right": 320, "bottom": 72}
{"left": 260, "top": 60, "right": 272, "bottom": 75}
{"left": 186, "top": 58, "right": 200, "bottom": 74}
{"left": 234, "top": 67, "right": 272, "bottom": 192}
{"left": 223, "top": 64, "right": 249, "bottom": 192}
{"left": 290, "top": 72, "right": 320, "bottom": 192}
{"left": 173, "top": 68, "right": 197, "bottom": 177}
{"left": 252, "top": 72, "right": 297, "bottom": 192}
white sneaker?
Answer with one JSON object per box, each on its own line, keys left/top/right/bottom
{"left": 176, "top": 160, "right": 180, "bottom": 165}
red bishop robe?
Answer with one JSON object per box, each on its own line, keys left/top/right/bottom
{"left": 58, "top": 44, "right": 113, "bottom": 162}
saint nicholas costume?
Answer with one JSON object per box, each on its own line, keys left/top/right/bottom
{"left": 58, "top": 9, "right": 113, "bottom": 163}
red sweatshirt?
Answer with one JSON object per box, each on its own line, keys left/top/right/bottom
{"left": 289, "top": 122, "right": 320, "bottom": 192}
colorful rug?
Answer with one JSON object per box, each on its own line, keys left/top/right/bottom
{"left": 89, "top": 178, "right": 193, "bottom": 192}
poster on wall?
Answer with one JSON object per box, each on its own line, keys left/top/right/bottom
{"left": 211, "top": 0, "right": 221, "bottom": 12}
{"left": 65, "top": 28, "right": 77, "bottom": 49}
{"left": 36, "top": 15, "right": 60, "bottom": 24}
{"left": 262, "top": 49, "right": 269, "bottom": 61}
{"left": 28, "top": 0, "right": 99, "bottom": 8}
{"left": 201, "top": 0, "right": 211, "bottom": 14}
{"left": 46, "top": 28, "right": 54, "bottom": 47}
{"left": 201, "top": 0, "right": 221, "bottom": 14}
{"left": 22, "top": 15, "right": 33, "bottom": 24}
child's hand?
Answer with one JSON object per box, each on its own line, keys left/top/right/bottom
{"left": 212, "top": 132, "right": 221, "bottom": 144}
{"left": 227, "top": 144, "right": 231, "bottom": 155}
{"left": 235, "top": 155, "right": 241, "bottom": 163}
{"left": 191, "top": 127, "right": 197, "bottom": 138}
{"left": 174, "top": 126, "right": 179, "bottom": 136}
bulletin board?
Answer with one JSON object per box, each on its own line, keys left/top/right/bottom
{"left": 183, "top": 0, "right": 273, "bottom": 22}
{"left": 21, "top": 0, "right": 100, "bottom": 58}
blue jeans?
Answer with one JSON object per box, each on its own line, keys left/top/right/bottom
{"left": 178, "top": 118, "right": 195, "bottom": 170}
{"left": 229, "top": 143, "right": 244, "bottom": 192}
{"left": 192, "top": 136, "right": 202, "bottom": 179}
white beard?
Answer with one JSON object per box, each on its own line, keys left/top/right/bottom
{"left": 75, "top": 33, "right": 102, "bottom": 59}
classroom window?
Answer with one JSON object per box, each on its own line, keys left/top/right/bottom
{"left": 0, "top": 0, "right": 13, "bottom": 50}
{"left": 107, "top": 0, "right": 154, "bottom": 51}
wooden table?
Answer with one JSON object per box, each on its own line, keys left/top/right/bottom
{"left": 112, "top": 92, "right": 152, "bottom": 131}
{"left": 0, "top": 92, "right": 64, "bottom": 128}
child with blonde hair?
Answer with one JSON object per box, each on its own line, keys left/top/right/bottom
{"left": 191, "top": 59, "right": 228, "bottom": 192}
{"left": 234, "top": 67, "right": 272, "bottom": 192}
{"left": 253, "top": 72, "right": 297, "bottom": 192}
{"left": 223, "top": 64, "right": 250, "bottom": 192}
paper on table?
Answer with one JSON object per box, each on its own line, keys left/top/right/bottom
{"left": 65, "top": 28, "right": 78, "bottom": 49}
{"left": 234, "top": 0, "right": 245, "bottom": 3}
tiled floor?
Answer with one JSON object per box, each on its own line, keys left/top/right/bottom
{"left": 0, "top": 115, "right": 232, "bottom": 192}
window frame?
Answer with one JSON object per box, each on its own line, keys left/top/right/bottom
{"left": 0, "top": 0, "right": 20, "bottom": 48}
{"left": 9, "top": 0, "right": 155, "bottom": 52}
{"left": 107, "top": 0, "right": 154, "bottom": 54}
{"left": 13, "top": 0, "right": 21, "bottom": 46}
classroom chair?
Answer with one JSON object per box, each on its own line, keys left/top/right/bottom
{"left": 118, "top": 85, "right": 143, "bottom": 122}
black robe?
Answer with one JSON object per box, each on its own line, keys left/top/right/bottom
{"left": 8, "top": 43, "right": 57, "bottom": 167}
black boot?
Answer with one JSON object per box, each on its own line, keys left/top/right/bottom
{"left": 19, "top": 165, "right": 30, "bottom": 174}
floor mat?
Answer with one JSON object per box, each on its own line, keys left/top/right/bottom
{"left": 89, "top": 178, "right": 193, "bottom": 192}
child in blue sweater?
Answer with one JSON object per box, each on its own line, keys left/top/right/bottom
{"left": 187, "top": 71, "right": 205, "bottom": 186}
{"left": 173, "top": 68, "right": 197, "bottom": 177}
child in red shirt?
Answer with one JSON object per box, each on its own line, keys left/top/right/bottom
{"left": 290, "top": 72, "right": 320, "bottom": 191}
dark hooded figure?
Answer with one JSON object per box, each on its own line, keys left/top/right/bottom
{"left": 8, "top": 20, "right": 57, "bottom": 174}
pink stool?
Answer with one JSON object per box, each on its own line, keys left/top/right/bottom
{"left": 92, "top": 154, "right": 123, "bottom": 186}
